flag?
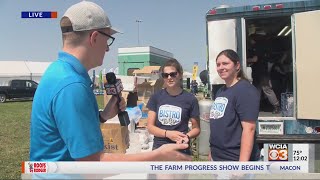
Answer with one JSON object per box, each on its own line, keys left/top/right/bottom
{"left": 99, "top": 70, "right": 103, "bottom": 90}
{"left": 192, "top": 62, "right": 198, "bottom": 80}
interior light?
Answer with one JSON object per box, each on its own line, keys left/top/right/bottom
{"left": 278, "top": 26, "right": 289, "bottom": 36}
{"left": 285, "top": 29, "right": 292, "bottom": 36}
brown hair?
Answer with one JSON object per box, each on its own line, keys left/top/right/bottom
{"left": 216, "top": 49, "right": 248, "bottom": 81}
{"left": 161, "top": 58, "right": 184, "bottom": 75}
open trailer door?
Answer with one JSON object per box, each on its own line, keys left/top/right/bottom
{"left": 207, "top": 19, "right": 237, "bottom": 86}
{"left": 293, "top": 10, "right": 320, "bottom": 120}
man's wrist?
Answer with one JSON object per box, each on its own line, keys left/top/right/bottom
{"left": 99, "top": 110, "right": 108, "bottom": 123}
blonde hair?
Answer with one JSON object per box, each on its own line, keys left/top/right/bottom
{"left": 60, "top": 17, "right": 90, "bottom": 46}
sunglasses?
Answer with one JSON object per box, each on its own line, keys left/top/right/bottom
{"left": 161, "top": 72, "right": 178, "bottom": 78}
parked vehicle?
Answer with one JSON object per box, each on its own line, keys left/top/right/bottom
{"left": 0, "top": 79, "right": 38, "bottom": 103}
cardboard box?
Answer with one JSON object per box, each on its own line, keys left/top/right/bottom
{"left": 103, "top": 90, "right": 129, "bottom": 107}
{"left": 100, "top": 123, "right": 129, "bottom": 153}
{"left": 136, "top": 79, "right": 163, "bottom": 105}
{"left": 137, "top": 118, "right": 148, "bottom": 128}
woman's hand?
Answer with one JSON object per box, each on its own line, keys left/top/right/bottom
{"left": 176, "top": 136, "right": 189, "bottom": 144}
{"left": 166, "top": 130, "right": 187, "bottom": 142}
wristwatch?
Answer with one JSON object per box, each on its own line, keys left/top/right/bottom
{"left": 99, "top": 110, "right": 108, "bottom": 123}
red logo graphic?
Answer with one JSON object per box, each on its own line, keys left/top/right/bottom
{"left": 27, "top": 162, "right": 48, "bottom": 173}
{"left": 28, "top": 162, "right": 34, "bottom": 173}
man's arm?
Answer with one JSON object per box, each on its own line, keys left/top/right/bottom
{"left": 76, "top": 143, "right": 192, "bottom": 161}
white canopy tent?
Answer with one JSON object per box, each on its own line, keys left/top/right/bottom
{"left": 183, "top": 71, "right": 193, "bottom": 79}
{"left": 183, "top": 71, "right": 201, "bottom": 84}
{"left": 0, "top": 61, "right": 52, "bottom": 85}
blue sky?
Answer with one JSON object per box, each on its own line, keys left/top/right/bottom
{"left": 0, "top": 0, "right": 302, "bottom": 74}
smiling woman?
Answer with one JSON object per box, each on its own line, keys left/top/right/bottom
{"left": 209, "top": 49, "right": 260, "bottom": 162}
{"left": 216, "top": 49, "right": 248, "bottom": 87}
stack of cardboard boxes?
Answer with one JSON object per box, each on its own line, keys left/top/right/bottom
{"left": 136, "top": 79, "right": 164, "bottom": 128}
{"left": 100, "top": 68, "right": 164, "bottom": 153}
{"left": 133, "top": 66, "right": 164, "bottom": 128}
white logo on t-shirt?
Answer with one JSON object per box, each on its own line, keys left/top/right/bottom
{"left": 158, "top": 105, "right": 182, "bottom": 126}
{"left": 210, "top": 97, "right": 228, "bottom": 119}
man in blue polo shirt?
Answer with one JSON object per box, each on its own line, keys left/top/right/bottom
{"left": 30, "top": 1, "right": 190, "bottom": 162}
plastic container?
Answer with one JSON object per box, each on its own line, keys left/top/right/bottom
{"left": 281, "top": 92, "right": 294, "bottom": 117}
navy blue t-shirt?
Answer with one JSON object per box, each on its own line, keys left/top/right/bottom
{"left": 147, "top": 89, "right": 199, "bottom": 152}
{"left": 209, "top": 79, "right": 260, "bottom": 161}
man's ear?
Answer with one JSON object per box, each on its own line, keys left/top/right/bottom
{"left": 89, "top": 31, "right": 98, "bottom": 46}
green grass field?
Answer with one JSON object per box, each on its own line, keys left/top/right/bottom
{"left": 0, "top": 96, "right": 104, "bottom": 179}
{"left": 1, "top": 95, "right": 319, "bottom": 179}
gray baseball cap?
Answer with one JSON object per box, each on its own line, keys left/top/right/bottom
{"left": 61, "top": 1, "right": 119, "bottom": 34}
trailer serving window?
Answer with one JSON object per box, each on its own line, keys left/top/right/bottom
{"left": 244, "top": 10, "right": 320, "bottom": 120}
{"left": 244, "top": 16, "right": 293, "bottom": 119}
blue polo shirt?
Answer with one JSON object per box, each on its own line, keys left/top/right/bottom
{"left": 30, "top": 51, "right": 104, "bottom": 161}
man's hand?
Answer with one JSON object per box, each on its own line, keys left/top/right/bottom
{"left": 154, "top": 144, "right": 192, "bottom": 161}
{"left": 101, "top": 95, "right": 126, "bottom": 120}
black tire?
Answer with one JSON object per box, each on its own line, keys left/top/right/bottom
{"left": 0, "top": 94, "right": 6, "bottom": 103}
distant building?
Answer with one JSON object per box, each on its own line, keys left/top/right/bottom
{"left": 118, "top": 46, "right": 173, "bottom": 76}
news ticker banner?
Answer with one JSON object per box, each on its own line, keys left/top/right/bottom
{"left": 22, "top": 161, "right": 309, "bottom": 174}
